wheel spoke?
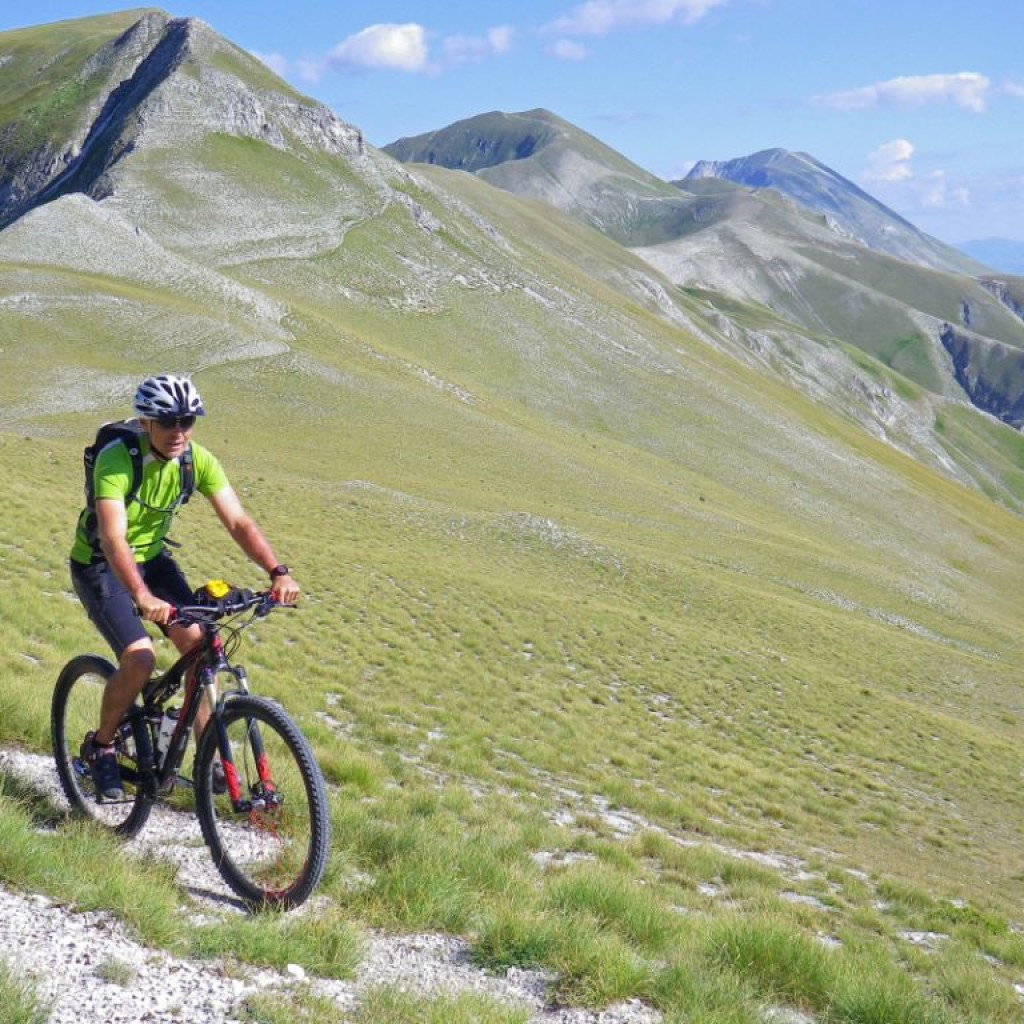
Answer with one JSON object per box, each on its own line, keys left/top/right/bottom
{"left": 52, "top": 656, "right": 152, "bottom": 837}
{"left": 195, "top": 696, "right": 329, "bottom": 908}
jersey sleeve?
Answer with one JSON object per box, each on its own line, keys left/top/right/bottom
{"left": 93, "top": 442, "right": 135, "bottom": 501}
{"left": 191, "top": 442, "right": 230, "bottom": 497}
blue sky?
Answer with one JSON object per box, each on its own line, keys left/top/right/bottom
{"left": 4, "top": 1, "right": 1023, "bottom": 243}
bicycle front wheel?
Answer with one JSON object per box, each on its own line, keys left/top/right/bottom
{"left": 51, "top": 655, "right": 154, "bottom": 837}
{"left": 194, "top": 694, "right": 331, "bottom": 910}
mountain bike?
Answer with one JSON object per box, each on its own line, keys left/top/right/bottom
{"left": 51, "top": 583, "right": 331, "bottom": 910}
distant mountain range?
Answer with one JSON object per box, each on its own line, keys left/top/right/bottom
{"left": 1, "top": 12, "right": 1023, "bottom": 513}
{"left": 383, "top": 112, "right": 982, "bottom": 276}
{"left": 384, "top": 109, "right": 1024, "bottom": 434}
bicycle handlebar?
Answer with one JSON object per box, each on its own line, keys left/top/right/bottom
{"left": 169, "top": 588, "right": 288, "bottom": 627}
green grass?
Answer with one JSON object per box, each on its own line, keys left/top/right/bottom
{"left": 0, "top": 962, "right": 49, "bottom": 1024}
{"left": 3, "top": 414, "right": 1024, "bottom": 1019}
{"left": 354, "top": 987, "right": 530, "bottom": 1024}
{"left": 5, "top": 457, "right": 1024, "bottom": 1018}
{"left": 240, "top": 985, "right": 349, "bottom": 1024}
{"left": 192, "top": 910, "right": 363, "bottom": 979}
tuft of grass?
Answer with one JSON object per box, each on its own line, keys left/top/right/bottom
{"left": 93, "top": 957, "right": 136, "bottom": 987}
{"left": 705, "top": 912, "right": 833, "bottom": 1010}
{"left": 548, "top": 927, "right": 654, "bottom": 1007}
{"left": 930, "top": 943, "right": 1024, "bottom": 1023}
{"left": 239, "top": 984, "right": 347, "bottom": 1024}
{"left": 0, "top": 962, "right": 49, "bottom": 1024}
{"left": 828, "top": 948, "right": 956, "bottom": 1024}
{"left": 650, "top": 958, "right": 764, "bottom": 1024}
{"left": 546, "top": 862, "right": 677, "bottom": 951}
{"left": 192, "top": 907, "right": 363, "bottom": 980}
{"left": 354, "top": 986, "right": 530, "bottom": 1024}
{"left": 471, "top": 904, "right": 561, "bottom": 972}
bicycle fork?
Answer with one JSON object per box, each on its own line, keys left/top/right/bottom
{"left": 213, "top": 668, "right": 281, "bottom": 814}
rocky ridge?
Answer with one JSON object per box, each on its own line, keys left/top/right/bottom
{"left": 0, "top": 12, "right": 367, "bottom": 228}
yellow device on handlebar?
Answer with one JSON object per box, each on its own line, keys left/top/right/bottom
{"left": 204, "top": 579, "right": 233, "bottom": 599}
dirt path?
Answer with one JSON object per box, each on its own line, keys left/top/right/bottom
{"left": 0, "top": 747, "right": 662, "bottom": 1024}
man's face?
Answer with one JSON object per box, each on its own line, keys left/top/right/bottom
{"left": 144, "top": 414, "right": 195, "bottom": 459}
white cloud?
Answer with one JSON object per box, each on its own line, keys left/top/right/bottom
{"left": 864, "top": 139, "right": 914, "bottom": 183}
{"left": 920, "top": 171, "right": 970, "bottom": 210}
{"left": 300, "top": 22, "right": 514, "bottom": 79}
{"left": 328, "top": 23, "right": 428, "bottom": 73}
{"left": 859, "top": 150, "right": 972, "bottom": 235}
{"left": 548, "top": 39, "right": 591, "bottom": 61}
{"left": 441, "top": 25, "right": 516, "bottom": 68}
{"left": 251, "top": 50, "right": 289, "bottom": 77}
{"left": 1003, "top": 80, "right": 1024, "bottom": 99}
{"left": 815, "top": 72, "right": 991, "bottom": 113}
{"left": 488, "top": 26, "right": 516, "bottom": 54}
{"left": 545, "top": 0, "right": 726, "bottom": 36}
{"left": 296, "top": 56, "right": 327, "bottom": 84}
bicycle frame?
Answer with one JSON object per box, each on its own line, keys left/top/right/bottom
{"left": 126, "top": 613, "right": 265, "bottom": 810}
{"left": 55, "top": 586, "right": 329, "bottom": 909}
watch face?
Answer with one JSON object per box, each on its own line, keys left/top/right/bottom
{"left": 271, "top": 565, "right": 289, "bottom": 578}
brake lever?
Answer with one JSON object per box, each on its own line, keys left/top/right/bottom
{"left": 133, "top": 604, "right": 190, "bottom": 627}
{"left": 166, "top": 607, "right": 197, "bottom": 628}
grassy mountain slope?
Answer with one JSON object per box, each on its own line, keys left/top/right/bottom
{"left": 384, "top": 108, "right": 708, "bottom": 248}
{"left": 3, "top": 12, "right": 1024, "bottom": 1021}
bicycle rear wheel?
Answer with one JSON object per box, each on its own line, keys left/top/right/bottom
{"left": 51, "top": 655, "right": 154, "bottom": 837}
{"left": 194, "top": 694, "right": 330, "bottom": 909}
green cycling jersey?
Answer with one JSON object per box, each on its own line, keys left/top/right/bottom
{"left": 71, "top": 436, "right": 229, "bottom": 564}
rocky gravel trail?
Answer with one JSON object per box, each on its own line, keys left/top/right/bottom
{"left": 0, "top": 747, "right": 662, "bottom": 1024}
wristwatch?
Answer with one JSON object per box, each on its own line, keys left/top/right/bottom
{"left": 269, "top": 565, "right": 290, "bottom": 580}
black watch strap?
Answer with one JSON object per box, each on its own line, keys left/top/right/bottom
{"left": 269, "top": 564, "right": 290, "bottom": 580}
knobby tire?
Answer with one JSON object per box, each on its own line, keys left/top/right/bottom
{"left": 194, "top": 694, "right": 330, "bottom": 910}
{"left": 51, "top": 654, "right": 154, "bottom": 837}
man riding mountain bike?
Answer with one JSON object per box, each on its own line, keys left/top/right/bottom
{"left": 69, "top": 374, "right": 299, "bottom": 801}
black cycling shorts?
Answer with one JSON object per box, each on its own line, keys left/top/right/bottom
{"left": 70, "top": 551, "right": 194, "bottom": 657}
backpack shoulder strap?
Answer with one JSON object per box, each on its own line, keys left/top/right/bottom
{"left": 85, "top": 419, "right": 144, "bottom": 506}
{"left": 82, "top": 419, "right": 145, "bottom": 554}
{"left": 178, "top": 443, "right": 195, "bottom": 506}
{"left": 121, "top": 427, "right": 145, "bottom": 506}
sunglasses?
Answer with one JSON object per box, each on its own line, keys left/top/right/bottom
{"left": 155, "top": 415, "right": 196, "bottom": 430}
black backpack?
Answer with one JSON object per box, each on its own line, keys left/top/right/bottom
{"left": 81, "top": 419, "right": 195, "bottom": 552}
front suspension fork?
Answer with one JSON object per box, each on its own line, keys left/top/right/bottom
{"left": 212, "top": 667, "right": 276, "bottom": 811}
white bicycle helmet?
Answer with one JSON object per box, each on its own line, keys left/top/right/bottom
{"left": 133, "top": 374, "right": 205, "bottom": 418}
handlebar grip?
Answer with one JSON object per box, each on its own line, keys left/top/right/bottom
{"left": 132, "top": 605, "right": 177, "bottom": 619}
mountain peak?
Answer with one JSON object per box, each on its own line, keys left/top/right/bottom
{"left": 383, "top": 109, "right": 574, "bottom": 173}
{"left": 384, "top": 107, "right": 691, "bottom": 246}
{"left": 684, "top": 148, "right": 979, "bottom": 273}
{"left": 0, "top": 10, "right": 365, "bottom": 228}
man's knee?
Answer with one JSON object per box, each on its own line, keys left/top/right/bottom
{"left": 118, "top": 642, "right": 155, "bottom": 685}
{"left": 168, "top": 623, "right": 202, "bottom": 655}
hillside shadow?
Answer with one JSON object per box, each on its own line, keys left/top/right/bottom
{"left": 2, "top": 14, "right": 188, "bottom": 228}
